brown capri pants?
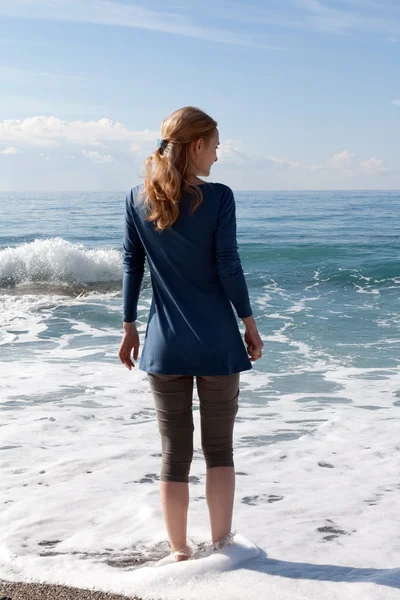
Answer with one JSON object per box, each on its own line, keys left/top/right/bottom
{"left": 147, "top": 373, "right": 240, "bottom": 483}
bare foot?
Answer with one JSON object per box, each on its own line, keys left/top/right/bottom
{"left": 173, "top": 546, "right": 192, "bottom": 562}
{"left": 175, "top": 553, "right": 190, "bottom": 562}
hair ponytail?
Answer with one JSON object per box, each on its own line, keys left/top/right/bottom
{"left": 142, "top": 107, "right": 217, "bottom": 231}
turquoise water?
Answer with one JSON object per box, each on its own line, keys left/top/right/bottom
{"left": 1, "top": 190, "right": 400, "bottom": 595}
{"left": 1, "top": 190, "right": 399, "bottom": 388}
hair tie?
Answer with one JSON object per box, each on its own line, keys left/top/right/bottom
{"left": 157, "top": 139, "right": 169, "bottom": 155}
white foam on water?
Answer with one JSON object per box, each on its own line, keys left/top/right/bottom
{"left": 1, "top": 290, "right": 400, "bottom": 599}
{"left": 0, "top": 237, "right": 122, "bottom": 286}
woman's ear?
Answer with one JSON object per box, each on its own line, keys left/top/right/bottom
{"left": 193, "top": 138, "right": 204, "bottom": 156}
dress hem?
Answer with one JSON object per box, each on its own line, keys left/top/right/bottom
{"left": 139, "top": 363, "right": 253, "bottom": 376}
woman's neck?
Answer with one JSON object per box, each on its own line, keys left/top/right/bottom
{"left": 187, "top": 176, "right": 206, "bottom": 186}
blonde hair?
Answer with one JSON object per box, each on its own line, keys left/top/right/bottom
{"left": 142, "top": 106, "right": 218, "bottom": 231}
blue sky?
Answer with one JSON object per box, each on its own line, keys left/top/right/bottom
{"left": 0, "top": 0, "right": 399, "bottom": 190}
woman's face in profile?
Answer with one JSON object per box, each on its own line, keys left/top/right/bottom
{"left": 194, "top": 128, "right": 220, "bottom": 177}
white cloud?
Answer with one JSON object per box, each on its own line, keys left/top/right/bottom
{"left": 218, "top": 140, "right": 301, "bottom": 169}
{"left": 309, "top": 150, "right": 389, "bottom": 175}
{"left": 359, "top": 157, "right": 389, "bottom": 173}
{"left": 217, "top": 140, "right": 250, "bottom": 164}
{"left": 0, "top": 146, "right": 18, "bottom": 154}
{"left": 0, "top": 116, "right": 392, "bottom": 182}
{"left": 264, "top": 156, "right": 301, "bottom": 169}
{"left": 81, "top": 149, "right": 115, "bottom": 164}
{"left": 219, "top": 142, "right": 389, "bottom": 176}
{"left": 312, "top": 150, "right": 355, "bottom": 173}
{"left": 391, "top": 99, "right": 400, "bottom": 105}
{"left": 329, "top": 150, "right": 354, "bottom": 162}
{"left": 0, "top": 116, "right": 158, "bottom": 149}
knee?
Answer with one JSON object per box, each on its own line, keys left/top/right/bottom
{"left": 160, "top": 428, "right": 194, "bottom": 483}
{"left": 202, "top": 435, "right": 234, "bottom": 469}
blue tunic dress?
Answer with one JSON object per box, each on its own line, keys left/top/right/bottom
{"left": 122, "top": 182, "right": 252, "bottom": 376}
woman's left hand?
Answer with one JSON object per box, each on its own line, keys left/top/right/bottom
{"left": 118, "top": 323, "right": 140, "bottom": 370}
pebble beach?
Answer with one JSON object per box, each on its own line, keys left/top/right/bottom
{"left": 0, "top": 580, "right": 142, "bottom": 600}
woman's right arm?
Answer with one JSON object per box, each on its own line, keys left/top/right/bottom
{"left": 215, "top": 186, "right": 252, "bottom": 318}
{"left": 215, "top": 187, "right": 263, "bottom": 361}
{"left": 242, "top": 315, "right": 264, "bottom": 362}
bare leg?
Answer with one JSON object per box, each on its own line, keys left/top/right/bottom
{"left": 148, "top": 374, "right": 194, "bottom": 562}
{"left": 206, "top": 466, "right": 235, "bottom": 543}
{"left": 160, "top": 481, "right": 190, "bottom": 561}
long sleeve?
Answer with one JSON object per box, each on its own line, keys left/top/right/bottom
{"left": 215, "top": 187, "right": 252, "bottom": 319}
{"left": 122, "top": 190, "right": 146, "bottom": 322}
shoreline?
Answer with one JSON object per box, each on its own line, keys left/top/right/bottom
{"left": 0, "top": 580, "right": 143, "bottom": 600}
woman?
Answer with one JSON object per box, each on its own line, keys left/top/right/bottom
{"left": 118, "top": 106, "right": 263, "bottom": 562}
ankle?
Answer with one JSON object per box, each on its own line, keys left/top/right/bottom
{"left": 170, "top": 541, "right": 188, "bottom": 553}
{"left": 212, "top": 529, "right": 232, "bottom": 544}
{"left": 212, "top": 532, "right": 234, "bottom": 547}
{"left": 173, "top": 546, "right": 192, "bottom": 562}
{"left": 175, "top": 553, "right": 190, "bottom": 562}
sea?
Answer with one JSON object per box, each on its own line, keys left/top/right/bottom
{"left": 1, "top": 190, "right": 399, "bottom": 599}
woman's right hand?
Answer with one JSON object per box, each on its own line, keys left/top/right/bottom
{"left": 118, "top": 322, "right": 140, "bottom": 370}
{"left": 243, "top": 316, "right": 264, "bottom": 362}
